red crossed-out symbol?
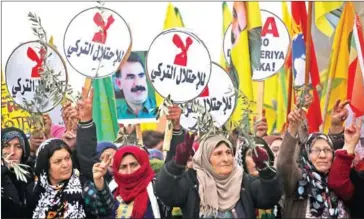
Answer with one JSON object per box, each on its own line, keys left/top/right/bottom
{"left": 172, "top": 34, "right": 193, "bottom": 66}
{"left": 27, "top": 47, "right": 46, "bottom": 78}
{"left": 92, "top": 13, "right": 115, "bottom": 44}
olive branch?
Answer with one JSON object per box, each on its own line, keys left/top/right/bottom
{"left": 22, "top": 12, "right": 71, "bottom": 136}
{"left": 1, "top": 159, "right": 31, "bottom": 183}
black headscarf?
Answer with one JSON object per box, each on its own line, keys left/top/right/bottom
{"left": 32, "top": 138, "right": 86, "bottom": 218}
{"left": 1, "top": 127, "right": 30, "bottom": 164}
{"left": 296, "top": 132, "right": 341, "bottom": 218}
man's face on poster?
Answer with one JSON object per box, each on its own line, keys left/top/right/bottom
{"left": 116, "top": 61, "right": 148, "bottom": 105}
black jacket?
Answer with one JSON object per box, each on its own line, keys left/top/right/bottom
{"left": 155, "top": 160, "right": 283, "bottom": 219}
{"left": 25, "top": 120, "right": 99, "bottom": 218}
{"left": 165, "top": 129, "right": 186, "bottom": 164}
{"left": 1, "top": 127, "right": 33, "bottom": 219}
{"left": 1, "top": 165, "right": 34, "bottom": 219}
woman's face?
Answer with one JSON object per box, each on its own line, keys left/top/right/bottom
{"left": 2, "top": 138, "right": 23, "bottom": 164}
{"left": 209, "top": 143, "right": 234, "bottom": 176}
{"left": 245, "top": 149, "right": 259, "bottom": 177}
{"left": 49, "top": 148, "right": 72, "bottom": 185}
{"left": 309, "top": 138, "right": 333, "bottom": 173}
{"left": 119, "top": 154, "right": 141, "bottom": 174}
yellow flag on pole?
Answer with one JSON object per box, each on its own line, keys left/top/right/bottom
{"left": 321, "top": 2, "right": 355, "bottom": 132}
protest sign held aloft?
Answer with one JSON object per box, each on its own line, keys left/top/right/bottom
{"left": 223, "top": 10, "right": 290, "bottom": 80}
{"left": 180, "top": 63, "right": 236, "bottom": 131}
{"left": 5, "top": 41, "right": 68, "bottom": 113}
{"left": 253, "top": 10, "right": 290, "bottom": 80}
{"left": 146, "top": 28, "right": 212, "bottom": 103}
{"left": 64, "top": 7, "right": 132, "bottom": 78}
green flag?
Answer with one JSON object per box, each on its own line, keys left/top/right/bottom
{"left": 92, "top": 77, "right": 119, "bottom": 141}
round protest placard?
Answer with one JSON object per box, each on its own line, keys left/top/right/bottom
{"left": 146, "top": 28, "right": 212, "bottom": 103}
{"left": 63, "top": 7, "right": 132, "bottom": 78}
{"left": 253, "top": 10, "right": 290, "bottom": 80}
{"left": 179, "top": 63, "right": 236, "bottom": 131}
{"left": 5, "top": 41, "right": 68, "bottom": 113}
{"left": 223, "top": 10, "right": 290, "bottom": 80}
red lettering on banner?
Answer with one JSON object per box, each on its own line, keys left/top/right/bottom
{"left": 262, "top": 17, "right": 279, "bottom": 37}
{"left": 92, "top": 13, "right": 115, "bottom": 44}
{"left": 27, "top": 47, "right": 46, "bottom": 78}
{"left": 173, "top": 34, "right": 193, "bottom": 66}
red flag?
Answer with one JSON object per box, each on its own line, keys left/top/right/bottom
{"left": 348, "top": 15, "right": 364, "bottom": 116}
{"left": 291, "top": 2, "right": 322, "bottom": 133}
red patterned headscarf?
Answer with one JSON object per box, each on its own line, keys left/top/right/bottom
{"left": 112, "top": 146, "right": 154, "bottom": 218}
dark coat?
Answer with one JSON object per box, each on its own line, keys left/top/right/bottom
{"left": 165, "top": 129, "right": 186, "bottom": 164}
{"left": 154, "top": 160, "right": 283, "bottom": 219}
{"left": 1, "top": 127, "right": 33, "bottom": 219}
{"left": 26, "top": 120, "right": 99, "bottom": 218}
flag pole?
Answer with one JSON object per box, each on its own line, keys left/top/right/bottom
{"left": 304, "top": 2, "right": 313, "bottom": 86}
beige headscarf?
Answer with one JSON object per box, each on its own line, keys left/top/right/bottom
{"left": 193, "top": 135, "right": 243, "bottom": 217}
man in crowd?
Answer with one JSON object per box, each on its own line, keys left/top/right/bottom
{"left": 114, "top": 52, "right": 156, "bottom": 119}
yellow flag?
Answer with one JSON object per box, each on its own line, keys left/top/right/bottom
{"left": 163, "top": 3, "right": 184, "bottom": 29}
{"left": 282, "top": 2, "right": 292, "bottom": 36}
{"left": 49, "top": 35, "right": 55, "bottom": 48}
{"left": 220, "top": 2, "right": 232, "bottom": 70}
{"left": 140, "top": 3, "right": 184, "bottom": 132}
{"left": 274, "top": 2, "right": 293, "bottom": 133}
{"left": 315, "top": 2, "right": 343, "bottom": 37}
{"left": 174, "top": 7, "right": 184, "bottom": 27}
{"left": 321, "top": 2, "right": 354, "bottom": 132}
{"left": 230, "top": 2, "right": 262, "bottom": 128}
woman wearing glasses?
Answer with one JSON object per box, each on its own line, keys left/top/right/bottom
{"left": 277, "top": 109, "right": 349, "bottom": 218}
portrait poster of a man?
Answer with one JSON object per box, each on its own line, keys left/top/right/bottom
{"left": 112, "top": 51, "right": 157, "bottom": 122}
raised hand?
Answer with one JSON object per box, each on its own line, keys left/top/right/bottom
{"left": 62, "top": 101, "right": 79, "bottom": 131}
{"left": 93, "top": 153, "right": 112, "bottom": 190}
{"left": 77, "top": 87, "right": 94, "bottom": 122}
{"left": 330, "top": 100, "right": 349, "bottom": 133}
{"left": 287, "top": 108, "right": 305, "bottom": 137}
{"left": 174, "top": 132, "right": 195, "bottom": 166}
{"left": 42, "top": 114, "right": 52, "bottom": 138}
{"left": 254, "top": 109, "right": 268, "bottom": 137}
{"left": 61, "top": 130, "right": 77, "bottom": 149}
{"left": 252, "top": 146, "right": 269, "bottom": 170}
{"left": 30, "top": 134, "right": 46, "bottom": 153}
{"left": 167, "top": 104, "right": 182, "bottom": 130}
{"left": 343, "top": 115, "right": 363, "bottom": 155}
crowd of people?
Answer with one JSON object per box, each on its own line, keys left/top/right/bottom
{"left": 1, "top": 88, "right": 363, "bottom": 219}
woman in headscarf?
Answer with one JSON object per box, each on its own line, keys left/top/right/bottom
{"left": 97, "top": 141, "right": 118, "bottom": 183}
{"left": 155, "top": 133, "right": 283, "bottom": 219}
{"left": 111, "top": 145, "right": 171, "bottom": 219}
{"left": 1, "top": 127, "right": 33, "bottom": 218}
{"left": 277, "top": 109, "right": 349, "bottom": 218}
{"left": 28, "top": 138, "right": 114, "bottom": 218}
